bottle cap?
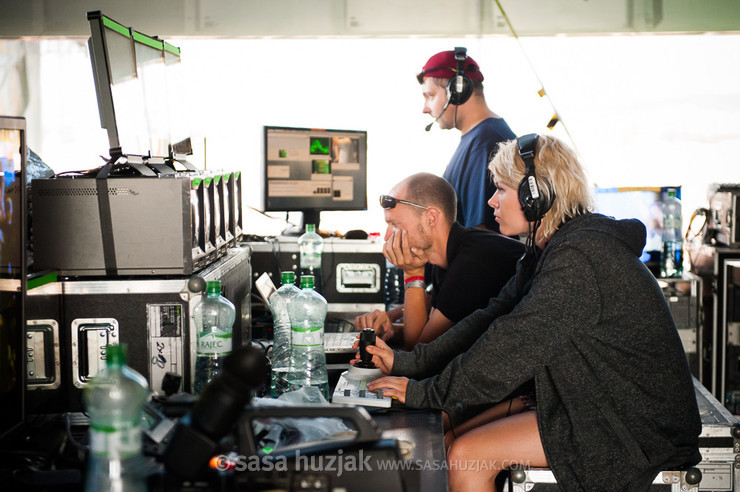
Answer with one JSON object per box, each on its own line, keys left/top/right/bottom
{"left": 305, "top": 224, "right": 315, "bottom": 233}
{"left": 206, "top": 280, "right": 222, "bottom": 294}
{"left": 300, "top": 275, "right": 315, "bottom": 289}
{"left": 281, "top": 271, "right": 296, "bottom": 284}
{"left": 106, "top": 344, "right": 127, "bottom": 366}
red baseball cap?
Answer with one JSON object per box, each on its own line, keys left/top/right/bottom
{"left": 416, "top": 50, "right": 484, "bottom": 84}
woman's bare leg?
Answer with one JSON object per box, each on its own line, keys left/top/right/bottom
{"left": 447, "top": 410, "right": 547, "bottom": 492}
{"left": 443, "top": 397, "right": 530, "bottom": 450}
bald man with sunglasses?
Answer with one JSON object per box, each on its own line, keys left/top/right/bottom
{"left": 356, "top": 172, "right": 524, "bottom": 349}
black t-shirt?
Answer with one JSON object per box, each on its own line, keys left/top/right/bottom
{"left": 430, "top": 222, "right": 525, "bottom": 322}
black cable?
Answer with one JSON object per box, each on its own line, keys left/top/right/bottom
{"left": 64, "top": 413, "right": 88, "bottom": 454}
{"left": 685, "top": 208, "right": 709, "bottom": 271}
{"left": 323, "top": 240, "right": 337, "bottom": 296}
{"left": 243, "top": 205, "right": 299, "bottom": 229}
{"left": 525, "top": 219, "right": 542, "bottom": 258}
{"left": 251, "top": 290, "right": 270, "bottom": 309}
{"left": 265, "top": 236, "right": 282, "bottom": 283}
{"left": 250, "top": 338, "right": 270, "bottom": 356}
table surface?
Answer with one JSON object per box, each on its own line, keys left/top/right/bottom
{"left": 373, "top": 409, "right": 449, "bottom": 492}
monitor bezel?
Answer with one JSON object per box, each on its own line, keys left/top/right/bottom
{"left": 593, "top": 185, "right": 682, "bottom": 272}
{"left": 0, "top": 115, "right": 27, "bottom": 440}
{"left": 87, "top": 10, "right": 183, "bottom": 160}
{"left": 262, "top": 125, "right": 368, "bottom": 225}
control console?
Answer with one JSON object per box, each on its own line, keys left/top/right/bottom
{"left": 332, "top": 329, "right": 392, "bottom": 408}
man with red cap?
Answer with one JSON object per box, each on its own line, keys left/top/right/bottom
{"left": 418, "top": 48, "right": 516, "bottom": 231}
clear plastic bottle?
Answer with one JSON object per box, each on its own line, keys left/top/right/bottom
{"left": 298, "top": 224, "right": 323, "bottom": 293}
{"left": 193, "top": 280, "right": 236, "bottom": 395}
{"left": 84, "top": 344, "right": 150, "bottom": 492}
{"left": 660, "top": 188, "right": 684, "bottom": 278}
{"left": 268, "top": 271, "right": 301, "bottom": 398}
{"left": 286, "top": 275, "right": 329, "bottom": 400}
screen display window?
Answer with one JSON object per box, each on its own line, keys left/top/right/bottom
{"left": 594, "top": 186, "right": 681, "bottom": 264}
{"left": 0, "top": 116, "right": 26, "bottom": 439}
{"left": 88, "top": 13, "right": 188, "bottom": 158}
{"left": 264, "top": 126, "right": 367, "bottom": 215}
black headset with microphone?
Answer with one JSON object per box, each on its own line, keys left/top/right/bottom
{"left": 517, "top": 133, "right": 554, "bottom": 222}
{"left": 448, "top": 46, "right": 474, "bottom": 106}
{"left": 421, "top": 47, "right": 477, "bottom": 131}
{"left": 425, "top": 97, "right": 453, "bottom": 131}
{"left": 418, "top": 46, "right": 476, "bottom": 105}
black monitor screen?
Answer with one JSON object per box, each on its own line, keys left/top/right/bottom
{"left": 0, "top": 116, "right": 26, "bottom": 439}
{"left": 264, "top": 126, "right": 368, "bottom": 226}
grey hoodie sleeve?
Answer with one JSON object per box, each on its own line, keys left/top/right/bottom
{"left": 403, "top": 243, "right": 601, "bottom": 425}
{"left": 392, "top": 265, "right": 525, "bottom": 380}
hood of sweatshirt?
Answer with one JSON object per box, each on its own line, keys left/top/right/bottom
{"left": 549, "top": 213, "right": 647, "bottom": 258}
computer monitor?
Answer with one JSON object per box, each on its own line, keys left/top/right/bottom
{"left": 87, "top": 10, "right": 186, "bottom": 160}
{"left": 0, "top": 116, "right": 26, "bottom": 439}
{"left": 263, "top": 126, "right": 368, "bottom": 231}
{"left": 594, "top": 186, "right": 681, "bottom": 272}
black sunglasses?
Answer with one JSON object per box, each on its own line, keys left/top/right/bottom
{"left": 379, "top": 195, "right": 428, "bottom": 210}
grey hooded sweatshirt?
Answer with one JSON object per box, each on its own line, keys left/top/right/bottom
{"left": 393, "top": 213, "right": 701, "bottom": 491}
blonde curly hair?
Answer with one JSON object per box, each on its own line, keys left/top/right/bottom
{"left": 489, "top": 134, "right": 593, "bottom": 241}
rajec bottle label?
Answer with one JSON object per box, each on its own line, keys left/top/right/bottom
{"left": 197, "top": 332, "right": 233, "bottom": 355}
{"left": 291, "top": 326, "right": 322, "bottom": 347}
{"left": 89, "top": 420, "right": 141, "bottom": 458}
{"left": 300, "top": 252, "right": 322, "bottom": 268}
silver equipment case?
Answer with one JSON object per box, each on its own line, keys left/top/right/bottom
{"left": 32, "top": 172, "right": 243, "bottom": 276}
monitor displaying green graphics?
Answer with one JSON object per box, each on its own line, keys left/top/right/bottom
{"left": 264, "top": 126, "right": 367, "bottom": 227}
{"left": 310, "top": 137, "right": 331, "bottom": 155}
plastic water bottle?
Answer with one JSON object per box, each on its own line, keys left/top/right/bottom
{"left": 299, "top": 224, "right": 323, "bottom": 293}
{"left": 661, "top": 188, "right": 684, "bottom": 278}
{"left": 193, "top": 280, "right": 236, "bottom": 395}
{"left": 268, "top": 271, "right": 301, "bottom": 398}
{"left": 84, "top": 344, "right": 150, "bottom": 492}
{"left": 287, "top": 275, "right": 330, "bottom": 400}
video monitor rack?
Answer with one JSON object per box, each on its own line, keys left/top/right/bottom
{"left": 32, "top": 12, "right": 244, "bottom": 277}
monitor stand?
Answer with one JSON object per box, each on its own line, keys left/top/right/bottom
{"left": 302, "top": 210, "right": 321, "bottom": 232}
{"left": 281, "top": 210, "right": 321, "bottom": 236}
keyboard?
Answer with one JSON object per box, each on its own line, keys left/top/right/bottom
{"left": 332, "top": 371, "right": 392, "bottom": 408}
{"left": 324, "top": 332, "right": 359, "bottom": 354}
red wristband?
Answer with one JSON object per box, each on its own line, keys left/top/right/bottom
{"left": 404, "top": 275, "right": 425, "bottom": 284}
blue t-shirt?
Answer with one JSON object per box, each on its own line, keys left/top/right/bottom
{"left": 443, "top": 117, "right": 516, "bottom": 229}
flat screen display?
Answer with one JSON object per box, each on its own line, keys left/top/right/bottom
{"left": 88, "top": 12, "right": 186, "bottom": 158}
{"left": 594, "top": 186, "right": 681, "bottom": 265}
{"left": 263, "top": 126, "right": 367, "bottom": 228}
{"left": 0, "top": 116, "right": 26, "bottom": 439}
